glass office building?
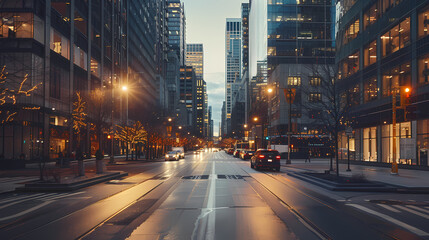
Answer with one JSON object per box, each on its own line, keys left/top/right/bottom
{"left": 249, "top": 0, "right": 335, "bottom": 78}
{"left": 336, "top": 0, "right": 429, "bottom": 166}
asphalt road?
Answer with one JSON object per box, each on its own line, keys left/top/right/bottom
{"left": 0, "top": 151, "right": 428, "bottom": 240}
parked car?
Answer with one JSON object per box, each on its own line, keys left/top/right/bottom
{"left": 240, "top": 150, "right": 255, "bottom": 160}
{"left": 165, "top": 151, "right": 180, "bottom": 161}
{"left": 250, "top": 149, "right": 281, "bottom": 171}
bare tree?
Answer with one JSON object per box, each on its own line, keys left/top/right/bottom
{"left": 302, "top": 64, "right": 352, "bottom": 177}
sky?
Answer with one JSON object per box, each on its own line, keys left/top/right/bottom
{"left": 181, "top": 0, "right": 245, "bottom": 137}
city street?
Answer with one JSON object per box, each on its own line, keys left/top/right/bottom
{"left": 0, "top": 151, "right": 428, "bottom": 240}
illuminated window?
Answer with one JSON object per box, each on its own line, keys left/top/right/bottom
{"left": 287, "top": 76, "right": 301, "bottom": 86}
{"left": 418, "top": 6, "right": 429, "bottom": 38}
{"left": 382, "top": 62, "right": 411, "bottom": 97}
{"left": 418, "top": 54, "right": 429, "bottom": 85}
{"left": 308, "top": 93, "right": 322, "bottom": 102}
{"left": 309, "top": 77, "right": 321, "bottom": 87}
{"left": 343, "top": 17, "right": 360, "bottom": 45}
{"left": 364, "top": 3, "right": 379, "bottom": 29}
{"left": 341, "top": 51, "right": 359, "bottom": 77}
{"left": 364, "top": 40, "right": 377, "bottom": 67}
{"left": 381, "top": 17, "right": 410, "bottom": 57}
{"left": 364, "top": 77, "right": 378, "bottom": 103}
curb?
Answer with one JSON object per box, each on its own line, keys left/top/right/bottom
{"left": 287, "top": 171, "right": 429, "bottom": 193}
{"left": 15, "top": 171, "right": 128, "bottom": 192}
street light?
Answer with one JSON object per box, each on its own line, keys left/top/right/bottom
{"left": 168, "top": 118, "right": 172, "bottom": 122}
{"left": 122, "top": 85, "right": 128, "bottom": 92}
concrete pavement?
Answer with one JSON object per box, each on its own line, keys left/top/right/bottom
{"left": 283, "top": 159, "right": 429, "bottom": 188}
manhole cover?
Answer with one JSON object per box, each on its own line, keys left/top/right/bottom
{"left": 217, "top": 175, "right": 243, "bottom": 179}
{"left": 182, "top": 175, "right": 209, "bottom": 180}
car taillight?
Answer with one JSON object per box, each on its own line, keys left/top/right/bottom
{"left": 276, "top": 156, "right": 281, "bottom": 160}
{"left": 259, "top": 155, "right": 265, "bottom": 159}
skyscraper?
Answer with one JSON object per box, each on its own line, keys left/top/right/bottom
{"left": 225, "top": 18, "right": 242, "bottom": 136}
{"left": 186, "top": 44, "right": 205, "bottom": 137}
{"left": 167, "top": 0, "right": 186, "bottom": 65}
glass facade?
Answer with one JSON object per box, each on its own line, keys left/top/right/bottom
{"left": 250, "top": 0, "right": 334, "bottom": 80}
{"left": 337, "top": 0, "right": 429, "bottom": 166}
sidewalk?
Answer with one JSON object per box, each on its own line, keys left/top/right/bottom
{"left": 283, "top": 159, "right": 429, "bottom": 188}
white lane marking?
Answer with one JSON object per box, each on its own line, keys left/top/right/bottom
{"left": 37, "top": 192, "right": 85, "bottom": 201}
{"left": 347, "top": 204, "right": 429, "bottom": 236}
{"left": 377, "top": 204, "right": 401, "bottom": 213}
{"left": 395, "top": 205, "right": 429, "bottom": 220}
{"left": 406, "top": 205, "right": 429, "bottom": 214}
{"left": 191, "top": 162, "right": 216, "bottom": 240}
{"left": 0, "top": 201, "right": 53, "bottom": 222}
{"left": 0, "top": 193, "right": 45, "bottom": 205}
{"left": 0, "top": 193, "right": 57, "bottom": 210}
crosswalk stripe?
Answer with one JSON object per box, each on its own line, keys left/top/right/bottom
{"left": 377, "top": 204, "right": 401, "bottom": 213}
{"left": 0, "top": 193, "right": 58, "bottom": 210}
{"left": 0, "top": 193, "right": 45, "bottom": 205}
{"left": 0, "top": 200, "right": 54, "bottom": 222}
{"left": 347, "top": 204, "right": 429, "bottom": 236}
{"left": 395, "top": 205, "right": 429, "bottom": 220}
{"left": 37, "top": 193, "right": 69, "bottom": 201}
{"left": 406, "top": 205, "right": 429, "bottom": 215}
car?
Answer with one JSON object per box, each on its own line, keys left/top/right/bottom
{"left": 250, "top": 149, "right": 281, "bottom": 171}
{"left": 233, "top": 149, "right": 242, "bottom": 158}
{"left": 165, "top": 151, "right": 180, "bottom": 161}
{"left": 240, "top": 150, "right": 255, "bottom": 160}
{"left": 227, "top": 148, "right": 234, "bottom": 155}
{"left": 172, "top": 147, "right": 185, "bottom": 159}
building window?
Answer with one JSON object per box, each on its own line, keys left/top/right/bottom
{"left": 419, "top": 6, "right": 429, "bottom": 39}
{"left": 287, "top": 76, "right": 301, "bottom": 86}
{"left": 341, "top": 51, "right": 359, "bottom": 78}
{"left": 364, "top": 40, "right": 377, "bottom": 67}
{"left": 0, "top": 13, "right": 33, "bottom": 39}
{"left": 381, "top": 122, "right": 411, "bottom": 164}
{"left": 363, "top": 127, "right": 377, "bottom": 162}
{"left": 50, "top": 29, "right": 70, "bottom": 59}
{"left": 308, "top": 93, "right": 322, "bottom": 102}
{"left": 343, "top": 17, "right": 360, "bottom": 45}
{"left": 364, "top": 2, "right": 379, "bottom": 29}
{"left": 382, "top": 62, "right": 411, "bottom": 97}
{"left": 418, "top": 54, "right": 429, "bottom": 85}
{"left": 381, "top": 17, "right": 410, "bottom": 57}
{"left": 309, "top": 77, "right": 321, "bottom": 87}
{"left": 349, "top": 84, "right": 360, "bottom": 106}
{"left": 364, "top": 77, "right": 378, "bottom": 103}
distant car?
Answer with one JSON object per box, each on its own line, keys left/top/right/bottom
{"left": 172, "top": 147, "right": 185, "bottom": 159}
{"left": 240, "top": 150, "right": 255, "bottom": 160}
{"left": 233, "top": 149, "right": 242, "bottom": 158}
{"left": 165, "top": 151, "right": 180, "bottom": 161}
{"left": 213, "top": 149, "right": 219, "bottom": 152}
{"left": 227, "top": 148, "right": 234, "bottom": 155}
{"left": 250, "top": 149, "right": 281, "bottom": 171}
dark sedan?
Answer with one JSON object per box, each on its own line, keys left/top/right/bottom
{"left": 250, "top": 149, "right": 281, "bottom": 171}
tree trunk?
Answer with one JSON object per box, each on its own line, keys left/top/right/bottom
{"left": 335, "top": 136, "right": 339, "bottom": 177}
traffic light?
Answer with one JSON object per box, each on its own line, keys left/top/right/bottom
{"left": 399, "top": 86, "right": 411, "bottom": 108}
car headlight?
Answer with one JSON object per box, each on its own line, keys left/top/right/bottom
{"left": 166, "top": 155, "right": 169, "bottom": 158}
